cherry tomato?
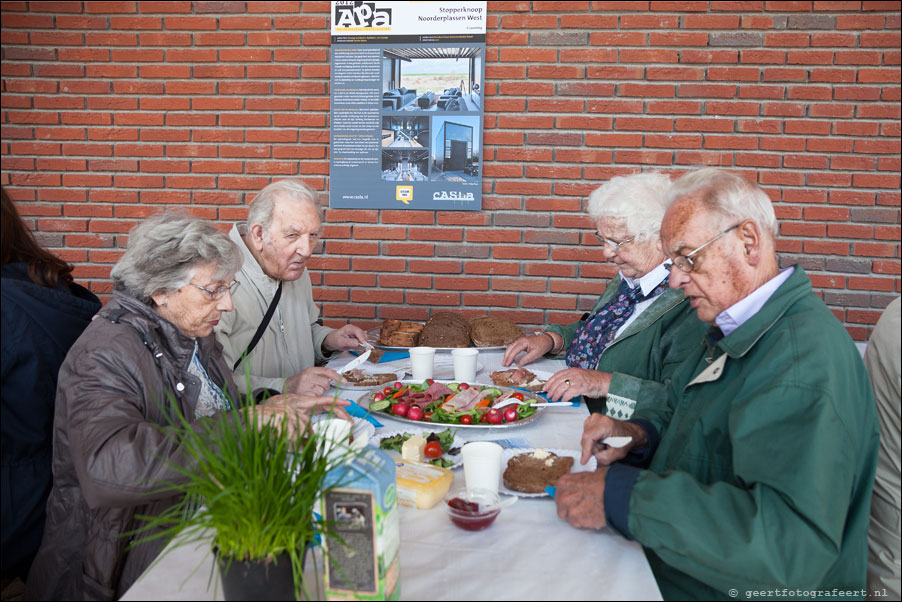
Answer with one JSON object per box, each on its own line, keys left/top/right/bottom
{"left": 479, "top": 413, "right": 490, "bottom": 423}
{"left": 391, "top": 402, "right": 409, "bottom": 417}
{"left": 459, "top": 382, "right": 470, "bottom": 390}
{"left": 426, "top": 378, "right": 435, "bottom": 385}
{"left": 407, "top": 406, "right": 424, "bottom": 421}
{"left": 487, "top": 409, "right": 503, "bottom": 425}
{"left": 383, "top": 387, "right": 393, "bottom": 396}
{"left": 459, "top": 414, "right": 473, "bottom": 425}
{"left": 511, "top": 392, "right": 524, "bottom": 401}
{"left": 424, "top": 441, "right": 443, "bottom": 459}
{"left": 503, "top": 407, "right": 519, "bottom": 423}
{"left": 393, "top": 381, "right": 403, "bottom": 389}
{"left": 373, "top": 392, "right": 385, "bottom": 402}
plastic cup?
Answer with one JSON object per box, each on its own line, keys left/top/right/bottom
{"left": 451, "top": 348, "right": 479, "bottom": 383}
{"left": 461, "top": 441, "right": 503, "bottom": 494}
{"left": 409, "top": 346, "right": 436, "bottom": 381}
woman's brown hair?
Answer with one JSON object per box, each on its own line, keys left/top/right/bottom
{"left": 1, "top": 187, "right": 74, "bottom": 288}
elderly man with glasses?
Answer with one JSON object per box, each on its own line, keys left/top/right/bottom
{"left": 502, "top": 172, "right": 706, "bottom": 419}
{"left": 215, "top": 179, "right": 368, "bottom": 397}
{"left": 555, "top": 168, "right": 879, "bottom": 600}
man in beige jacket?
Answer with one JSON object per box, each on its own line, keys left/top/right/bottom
{"left": 865, "top": 296, "right": 901, "bottom": 600}
{"left": 215, "top": 179, "right": 368, "bottom": 396}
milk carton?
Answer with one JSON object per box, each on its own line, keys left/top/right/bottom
{"left": 321, "top": 446, "right": 400, "bottom": 601}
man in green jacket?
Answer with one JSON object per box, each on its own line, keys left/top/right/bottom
{"left": 556, "top": 168, "right": 879, "bottom": 601}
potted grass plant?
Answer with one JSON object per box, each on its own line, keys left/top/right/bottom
{"left": 135, "top": 393, "right": 361, "bottom": 601}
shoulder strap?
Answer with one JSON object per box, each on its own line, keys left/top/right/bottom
{"left": 232, "top": 280, "right": 282, "bottom": 372}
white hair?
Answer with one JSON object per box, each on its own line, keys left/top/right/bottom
{"left": 111, "top": 211, "right": 242, "bottom": 304}
{"left": 667, "top": 168, "right": 778, "bottom": 237}
{"left": 586, "top": 172, "right": 673, "bottom": 241}
{"left": 247, "top": 179, "right": 321, "bottom": 234}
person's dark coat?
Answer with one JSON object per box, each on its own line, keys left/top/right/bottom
{"left": 1, "top": 262, "right": 100, "bottom": 580}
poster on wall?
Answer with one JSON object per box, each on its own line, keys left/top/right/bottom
{"left": 329, "top": 1, "right": 487, "bottom": 211}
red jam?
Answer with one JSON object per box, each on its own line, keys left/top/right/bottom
{"left": 448, "top": 497, "right": 480, "bottom": 513}
{"left": 446, "top": 497, "right": 499, "bottom": 531}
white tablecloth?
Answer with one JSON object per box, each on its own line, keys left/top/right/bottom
{"left": 122, "top": 350, "right": 662, "bottom": 601}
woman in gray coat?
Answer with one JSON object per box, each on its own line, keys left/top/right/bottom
{"left": 25, "top": 212, "right": 347, "bottom": 601}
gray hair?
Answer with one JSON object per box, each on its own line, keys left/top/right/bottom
{"left": 586, "top": 172, "right": 673, "bottom": 242}
{"left": 111, "top": 211, "right": 243, "bottom": 304}
{"left": 247, "top": 179, "right": 321, "bottom": 233}
{"left": 667, "top": 168, "right": 778, "bottom": 238}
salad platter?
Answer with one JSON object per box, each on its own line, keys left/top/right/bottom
{"left": 359, "top": 379, "right": 546, "bottom": 429}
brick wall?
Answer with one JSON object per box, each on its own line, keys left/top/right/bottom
{"left": 1, "top": 1, "right": 899, "bottom": 341}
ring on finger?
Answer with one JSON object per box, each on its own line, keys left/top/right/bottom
{"left": 564, "top": 379, "right": 571, "bottom": 387}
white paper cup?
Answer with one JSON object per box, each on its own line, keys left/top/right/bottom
{"left": 462, "top": 441, "right": 503, "bottom": 494}
{"left": 409, "top": 346, "right": 436, "bottom": 381}
{"left": 451, "top": 348, "right": 479, "bottom": 383}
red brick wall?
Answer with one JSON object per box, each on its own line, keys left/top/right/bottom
{"left": 2, "top": 1, "right": 900, "bottom": 341}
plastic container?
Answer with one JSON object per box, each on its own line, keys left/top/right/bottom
{"left": 443, "top": 488, "right": 502, "bottom": 531}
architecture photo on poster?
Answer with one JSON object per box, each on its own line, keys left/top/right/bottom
{"left": 382, "top": 47, "right": 482, "bottom": 112}
{"left": 381, "top": 116, "right": 429, "bottom": 182}
{"left": 330, "top": 1, "right": 486, "bottom": 211}
{"left": 432, "top": 116, "right": 480, "bottom": 183}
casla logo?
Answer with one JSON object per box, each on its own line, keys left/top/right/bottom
{"left": 334, "top": 2, "right": 392, "bottom": 29}
{"left": 433, "top": 191, "right": 475, "bottom": 201}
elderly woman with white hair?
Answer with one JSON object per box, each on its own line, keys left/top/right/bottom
{"left": 503, "top": 172, "right": 706, "bottom": 418}
{"left": 25, "top": 212, "right": 347, "bottom": 601}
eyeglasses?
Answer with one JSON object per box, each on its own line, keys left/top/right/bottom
{"left": 190, "top": 280, "right": 240, "bottom": 301}
{"left": 666, "top": 223, "right": 741, "bottom": 274}
{"left": 593, "top": 232, "right": 636, "bottom": 252}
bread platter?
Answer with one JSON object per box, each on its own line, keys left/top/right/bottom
{"left": 368, "top": 312, "right": 533, "bottom": 352}
{"left": 365, "top": 328, "right": 509, "bottom": 352}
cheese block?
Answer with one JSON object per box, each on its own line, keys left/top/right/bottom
{"left": 395, "top": 459, "right": 454, "bottom": 509}
{"left": 401, "top": 435, "right": 427, "bottom": 462}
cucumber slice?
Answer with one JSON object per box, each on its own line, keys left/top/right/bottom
{"left": 370, "top": 399, "right": 391, "bottom": 412}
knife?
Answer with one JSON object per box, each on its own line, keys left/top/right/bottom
{"left": 337, "top": 349, "right": 372, "bottom": 375}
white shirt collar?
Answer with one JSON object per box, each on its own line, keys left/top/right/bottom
{"left": 716, "top": 267, "right": 794, "bottom": 337}
{"left": 621, "top": 260, "right": 671, "bottom": 297}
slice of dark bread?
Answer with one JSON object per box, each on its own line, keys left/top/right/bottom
{"left": 469, "top": 315, "right": 524, "bottom": 347}
{"left": 503, "top": 451, "right": 574, "bottom": 494}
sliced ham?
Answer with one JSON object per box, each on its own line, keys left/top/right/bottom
{"left": 441, "top": 387, "right": 484, "bottom": 412}
{"left": 490, "top": 391, "right": 515, "bottom": 407}
{"left": 423, "top": 382, "right": 454, "bottom": 399}
{"left": 397, "top": 382, "right": 455, "bottom": 409}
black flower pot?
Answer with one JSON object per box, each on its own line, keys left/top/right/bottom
{"left": 217, "top": 551, "right": 305, "bottom": 601}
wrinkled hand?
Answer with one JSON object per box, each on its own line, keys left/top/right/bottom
{"left": 555, "top": 468, "right": 609, "bottom": 530}
{"left": 323, "top": 324, "right": 369, "bottom": 352}
{"left": 284, "top": 366, "right": 342, "bottom": 396}
{"left": 251, "top": 394, "right": 351, "bottom": 440}
{"left": 502, "top": 334, "right": 554, "bottom": 367}
{"left": 544, "top": 368, "right": 612, "bottom": 403}
{"left": 580, "top": 413, "right": 647, "bottom": 467}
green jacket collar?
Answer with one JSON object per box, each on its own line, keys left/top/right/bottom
{"left": 718, "top": 264, "right": 811, "bottom": 359}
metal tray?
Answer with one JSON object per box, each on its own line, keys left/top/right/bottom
{"left": 358, "top": 380, "right": 545, "bottom": 429}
